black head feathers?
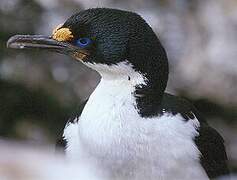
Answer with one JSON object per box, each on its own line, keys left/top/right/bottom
{"left": 62, "top": 8, "right": 169, "bottom": 117}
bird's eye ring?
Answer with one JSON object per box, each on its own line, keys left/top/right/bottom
{"left": 75, "top": 38, "right": 92, "bottom": 48}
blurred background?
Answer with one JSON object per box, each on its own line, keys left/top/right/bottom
{"left": 0, "top": 0, "right": 236, "bottom": 177}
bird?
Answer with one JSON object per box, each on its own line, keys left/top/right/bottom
{"left": 7, "top": 8, "right": 229, "bottom": 180}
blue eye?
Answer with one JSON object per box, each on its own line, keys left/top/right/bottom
{"left": 75, "top": 38, "right": 92, "bottom": 48}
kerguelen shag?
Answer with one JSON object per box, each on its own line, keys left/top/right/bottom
{"left": 7, "top": 8, "right": 229, "bottom": 180}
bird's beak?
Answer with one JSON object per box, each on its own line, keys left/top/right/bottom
{"left": 7, "top": 35, "right": 89, "bottom": 60}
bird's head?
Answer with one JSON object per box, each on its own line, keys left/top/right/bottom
{"left": 7, "top": 8, "right": 169, "bottom": 116}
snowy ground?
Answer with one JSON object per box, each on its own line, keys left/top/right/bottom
{"left": 0, "top": 140, "right": 236, "bottom": 180}
{"left": 0, "top": 140, "right": 102, "bottom": 180}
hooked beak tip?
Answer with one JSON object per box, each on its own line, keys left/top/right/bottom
{"left": 7, "top": 35, "right": 20, "bottom": 49}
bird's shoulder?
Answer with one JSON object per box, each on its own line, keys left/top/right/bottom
{"left": 55, "top": 100, "right": 88, "bottom": 151}
{"left": 160, "top": 93, "right": 229, "bottom": 179}
{"left": 158, "top": 93, "right": 197, "bottom": 120}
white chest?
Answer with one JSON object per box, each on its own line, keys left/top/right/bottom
{"left": 64, "top": 78, "right": 208, "bottom": 180}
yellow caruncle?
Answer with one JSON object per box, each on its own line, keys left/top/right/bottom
{"left": 52, "top": 24, "right": 74, "bottom": 42}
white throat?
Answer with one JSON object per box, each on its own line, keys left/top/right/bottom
{"left": 79, "top": 61, "right": 147, "bottom": 126}
{"left": 85, "top": 61, "right": 147, "bottom": 84}
{"left": 79, "top": 61, "right": 147, "bottom": 132}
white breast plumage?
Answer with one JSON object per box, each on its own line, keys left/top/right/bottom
{"left": 63, "top": 62, "right": 209, "bottom": 180}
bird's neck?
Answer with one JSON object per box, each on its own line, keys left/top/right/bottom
{"left": 89, "top": 62, "right": 166, "bottom": 118}
{"left": 134, "top": 75, "right": 167, "bottom": 117}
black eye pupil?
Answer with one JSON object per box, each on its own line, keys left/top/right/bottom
{"left": 80, "top": 38, "right": 88, "bottom": 44}
{"left": 75, "top": 38, "right": 91, "bottom": 47}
